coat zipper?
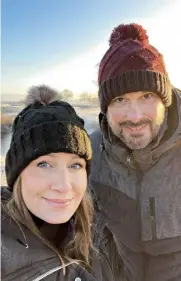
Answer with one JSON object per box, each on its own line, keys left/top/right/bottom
{"left": 130, "top": 156, "right": 151, "bottom": 281}
{"left": 149, "top": 197, "right": 157, "bottom": 240}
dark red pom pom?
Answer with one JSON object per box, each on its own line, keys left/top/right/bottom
{"left": 109, "top": 23, "right": 149, "bottom": 46}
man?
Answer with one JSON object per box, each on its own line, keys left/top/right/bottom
{"left": 89, "top": 23, "right": 181, "bottom": 281}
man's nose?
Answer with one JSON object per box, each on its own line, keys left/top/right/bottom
{"left": 126, "top": 103, "right": 144, "bottom": 123}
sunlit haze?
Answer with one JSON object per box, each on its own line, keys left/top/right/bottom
{"left": 2, "top": 0, "right": 180, "bottom": 98}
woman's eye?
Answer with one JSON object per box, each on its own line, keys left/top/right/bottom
{"left": 115, "top": 97, "right": 124, "bottom": 103}
{"left": 70, "top": 163, "right": 83, "bottom": 169}
{"left": 143, "top": 93, "right": 153, "bottom": 99}
{"left": 37, "top": 161, "right": 52, "bottom": 168}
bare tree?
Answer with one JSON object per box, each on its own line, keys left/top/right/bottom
{"left": 61, "top": 89, "right": 74, "bottom": 101}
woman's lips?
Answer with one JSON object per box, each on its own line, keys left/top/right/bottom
{"left": 43, "top": 198, "right": 74, "bottom": 207}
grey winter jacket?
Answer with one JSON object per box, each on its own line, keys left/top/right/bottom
{"left": 89, "top": 88, "right": 181, "bottom": 281}
{"left": 1, "top": 188, "right": 117, "bottom": 281}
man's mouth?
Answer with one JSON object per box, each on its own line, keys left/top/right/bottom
{"left": 123, "top": 123, "right": 148, "bottom": 133}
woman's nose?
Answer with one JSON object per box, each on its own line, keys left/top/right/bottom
{"left": 50, "top": 169, "right": 72, "bottom": 192}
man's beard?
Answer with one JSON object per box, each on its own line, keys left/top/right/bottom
{"left": 107, "top": 116, "right": 165, "bottom": 150}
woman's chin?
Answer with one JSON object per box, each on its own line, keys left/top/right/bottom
{"left": 40, "top": 214, "right": 72, "bottom": 224}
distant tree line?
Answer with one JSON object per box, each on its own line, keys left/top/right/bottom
{"left": 2, "top": 89, "right": 99, "bottom": 105}
{"left": 1, "top": 90, "right": 100, "bottom": 136}
{"left": 59, "top": 89, "right": 99, "bottom": 104}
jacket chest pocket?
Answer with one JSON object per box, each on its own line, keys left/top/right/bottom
{"left": 141, "top": 188, "right": 181, "bottom": 241}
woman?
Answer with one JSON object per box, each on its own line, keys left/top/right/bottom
{"left": 1, "top": 85, "right": 116, "bottom": 281}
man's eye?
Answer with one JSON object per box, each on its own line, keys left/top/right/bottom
{"left": 143, "top": 93, "right": 153, "bottom": 99}
{"left": 70, "top": 163, "right": 83, "bottom": 169}
{"left": 37, "top": 161, "right": 52, "bottom": 168}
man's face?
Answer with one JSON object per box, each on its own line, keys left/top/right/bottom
{"left": 107, "top": 91, "right": 165, "bottom": 150}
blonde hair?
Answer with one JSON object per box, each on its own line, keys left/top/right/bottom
{"left": 5, "top": 176, "right": 94, "bottom": 273}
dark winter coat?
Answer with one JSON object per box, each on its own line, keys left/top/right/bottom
{"left": 1, "top": 187, "right": 117, "bottom": 281}
{"left": 89, "top": 88, "right": 181, "bottom": 281}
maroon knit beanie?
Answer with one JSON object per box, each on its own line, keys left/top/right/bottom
{"left": 98, "top": 23, "right": 172, "bottom": 113}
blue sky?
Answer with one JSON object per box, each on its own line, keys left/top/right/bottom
{"left": 2, "top": 0, "right": 180, "bottom": 96}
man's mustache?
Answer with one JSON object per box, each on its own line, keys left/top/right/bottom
{"left": 119, "top": 120, "right": 151, "bottom": 127}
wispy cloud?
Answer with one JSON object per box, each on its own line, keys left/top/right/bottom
{"left": 2, "top": 0, "right": 181, "bottom": 96}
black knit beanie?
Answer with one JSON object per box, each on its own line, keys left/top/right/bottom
{"left": 5, "top": 85, "right": 92, "bottom": 189}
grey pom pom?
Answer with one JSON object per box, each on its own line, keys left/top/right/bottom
{"left": 25, "top": 85, "right": 60, "bottom": 106}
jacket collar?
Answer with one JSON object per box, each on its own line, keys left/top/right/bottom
{"left": 1, "top": 187, "right": 75, "bottom": 249}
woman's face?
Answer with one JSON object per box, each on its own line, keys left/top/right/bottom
{"left": 21, "top": 152, "right": 87, "bottom": 224}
